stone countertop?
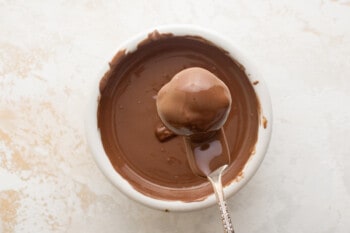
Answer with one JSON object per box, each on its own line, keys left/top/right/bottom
{"left": 0, "top": 0, "right": 350, "bottom": 232}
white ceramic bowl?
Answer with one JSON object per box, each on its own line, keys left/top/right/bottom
{"left": 85, "top": 25, "right": 272, "bottom": 212}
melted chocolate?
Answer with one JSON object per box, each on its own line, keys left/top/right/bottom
{"left": 97, "top": 33, "right": 259, "bottom": 201}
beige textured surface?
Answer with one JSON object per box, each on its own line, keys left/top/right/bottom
{"left": 1, "top": 0, "right": 350, "bottom": 232}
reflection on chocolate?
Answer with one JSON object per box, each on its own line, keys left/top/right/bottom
{"left": 97, "top": 32, "right": 260, "bottom": 201}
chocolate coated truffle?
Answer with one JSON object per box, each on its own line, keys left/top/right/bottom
{"left": 157, "top": 67, "right": 232, "bottom": 135}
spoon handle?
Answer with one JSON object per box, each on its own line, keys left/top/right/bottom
{"left": 218, "top": 198, "right": 234, "bottom": 233}
{"left": 208, "top": 166, "right": 235, "bottom": 233}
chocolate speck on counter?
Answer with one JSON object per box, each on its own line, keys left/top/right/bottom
{"left": 262, "top": 116, "right": 268, "bottom": 129}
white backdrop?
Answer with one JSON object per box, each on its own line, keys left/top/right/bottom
{"left": 0, "top": 0, "right": 349, "bottom": 232}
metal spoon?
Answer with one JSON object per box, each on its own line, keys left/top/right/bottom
{"left": 184, "top": 129, "right": 235, "bottom": 233}
{"left": 208, "top": 165, "right": 234, "bottom": 233}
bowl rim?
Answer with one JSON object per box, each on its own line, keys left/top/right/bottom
{"left": 85, "top": 24, "right": 273, "bottom": 212}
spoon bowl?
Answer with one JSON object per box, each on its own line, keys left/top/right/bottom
{"left": 183, "top": 129, "right": 230, "bottom": 177}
